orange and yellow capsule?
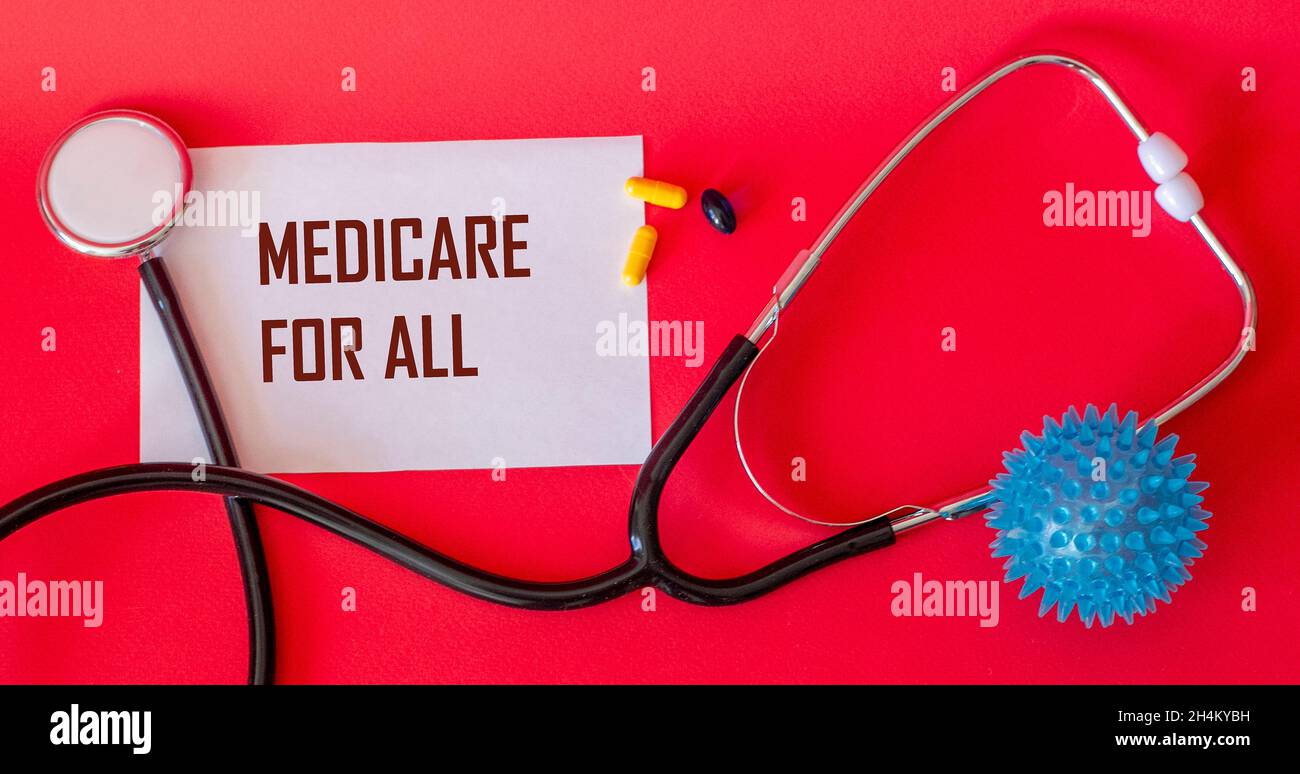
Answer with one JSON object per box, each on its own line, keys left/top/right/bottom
{"left": 621, "top": 225, "right": 658, "bottom": 286}
{"left": 624, "top": 176, "right": 688, "bottom": 209}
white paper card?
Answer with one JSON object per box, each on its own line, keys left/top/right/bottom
{"left": 141, "top": 136, "right": 651, "bottom": 473}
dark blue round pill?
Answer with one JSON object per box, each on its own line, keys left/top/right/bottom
{"left": 700, "top": 188, "right": 736, "bottom": 234}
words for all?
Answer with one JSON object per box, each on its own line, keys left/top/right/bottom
{"left": 262, "top": 314, "right": 477, "bottom": 382}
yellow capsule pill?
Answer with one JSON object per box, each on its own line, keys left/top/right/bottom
{"left": 624, "top": 176, "right": 688, "bottom": 209}
{"left": 622, "top": 225, "right": 658, "bottom": 286}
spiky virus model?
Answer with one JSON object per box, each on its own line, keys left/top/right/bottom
{"left": 987, "top": 404, "right": 1210, "bottom": 627}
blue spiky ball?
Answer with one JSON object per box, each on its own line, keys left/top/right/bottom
{"left": 986, "top": 404, "right": 1210, "bottom": 627}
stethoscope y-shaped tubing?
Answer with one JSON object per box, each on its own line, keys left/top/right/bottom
{"left": 15, "top": 159, "right": 885, "bottom": 685}
{"left": 0, "top": 333, "right": 894, "bottom": 611}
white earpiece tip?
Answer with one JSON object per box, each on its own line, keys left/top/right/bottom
{"left": 1137, "top": 132, "right": 1188, "bottom": 184}
{"left": 1154, "top": 172, "right": 1204, "bottom": 222}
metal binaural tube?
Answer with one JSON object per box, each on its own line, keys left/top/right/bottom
{"left": 739, "top": 52, "right": 1256, "bottom": 533}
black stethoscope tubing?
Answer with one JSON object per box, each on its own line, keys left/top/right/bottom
{"left": 0, "top": 256, "right": 897, "bottom": 684}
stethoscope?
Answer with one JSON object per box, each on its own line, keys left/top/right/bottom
{"left": 2, "top": 54, "right": 1255, "bottom": 684}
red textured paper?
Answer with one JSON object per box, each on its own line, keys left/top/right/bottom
{"left": 1, "top": 0, "right": 1297, "bottom": 684}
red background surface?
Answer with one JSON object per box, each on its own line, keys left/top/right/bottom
{"left": 1, "top": 1, "right": 1297, "bottom": 683}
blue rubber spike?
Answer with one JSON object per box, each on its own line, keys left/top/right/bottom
{"left": 985, "top": 404, "right": 1211, "bottom": 627}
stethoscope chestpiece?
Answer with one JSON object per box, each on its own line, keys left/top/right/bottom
{"left": 37, "top": 109, "right": 192, "bottom": 259}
